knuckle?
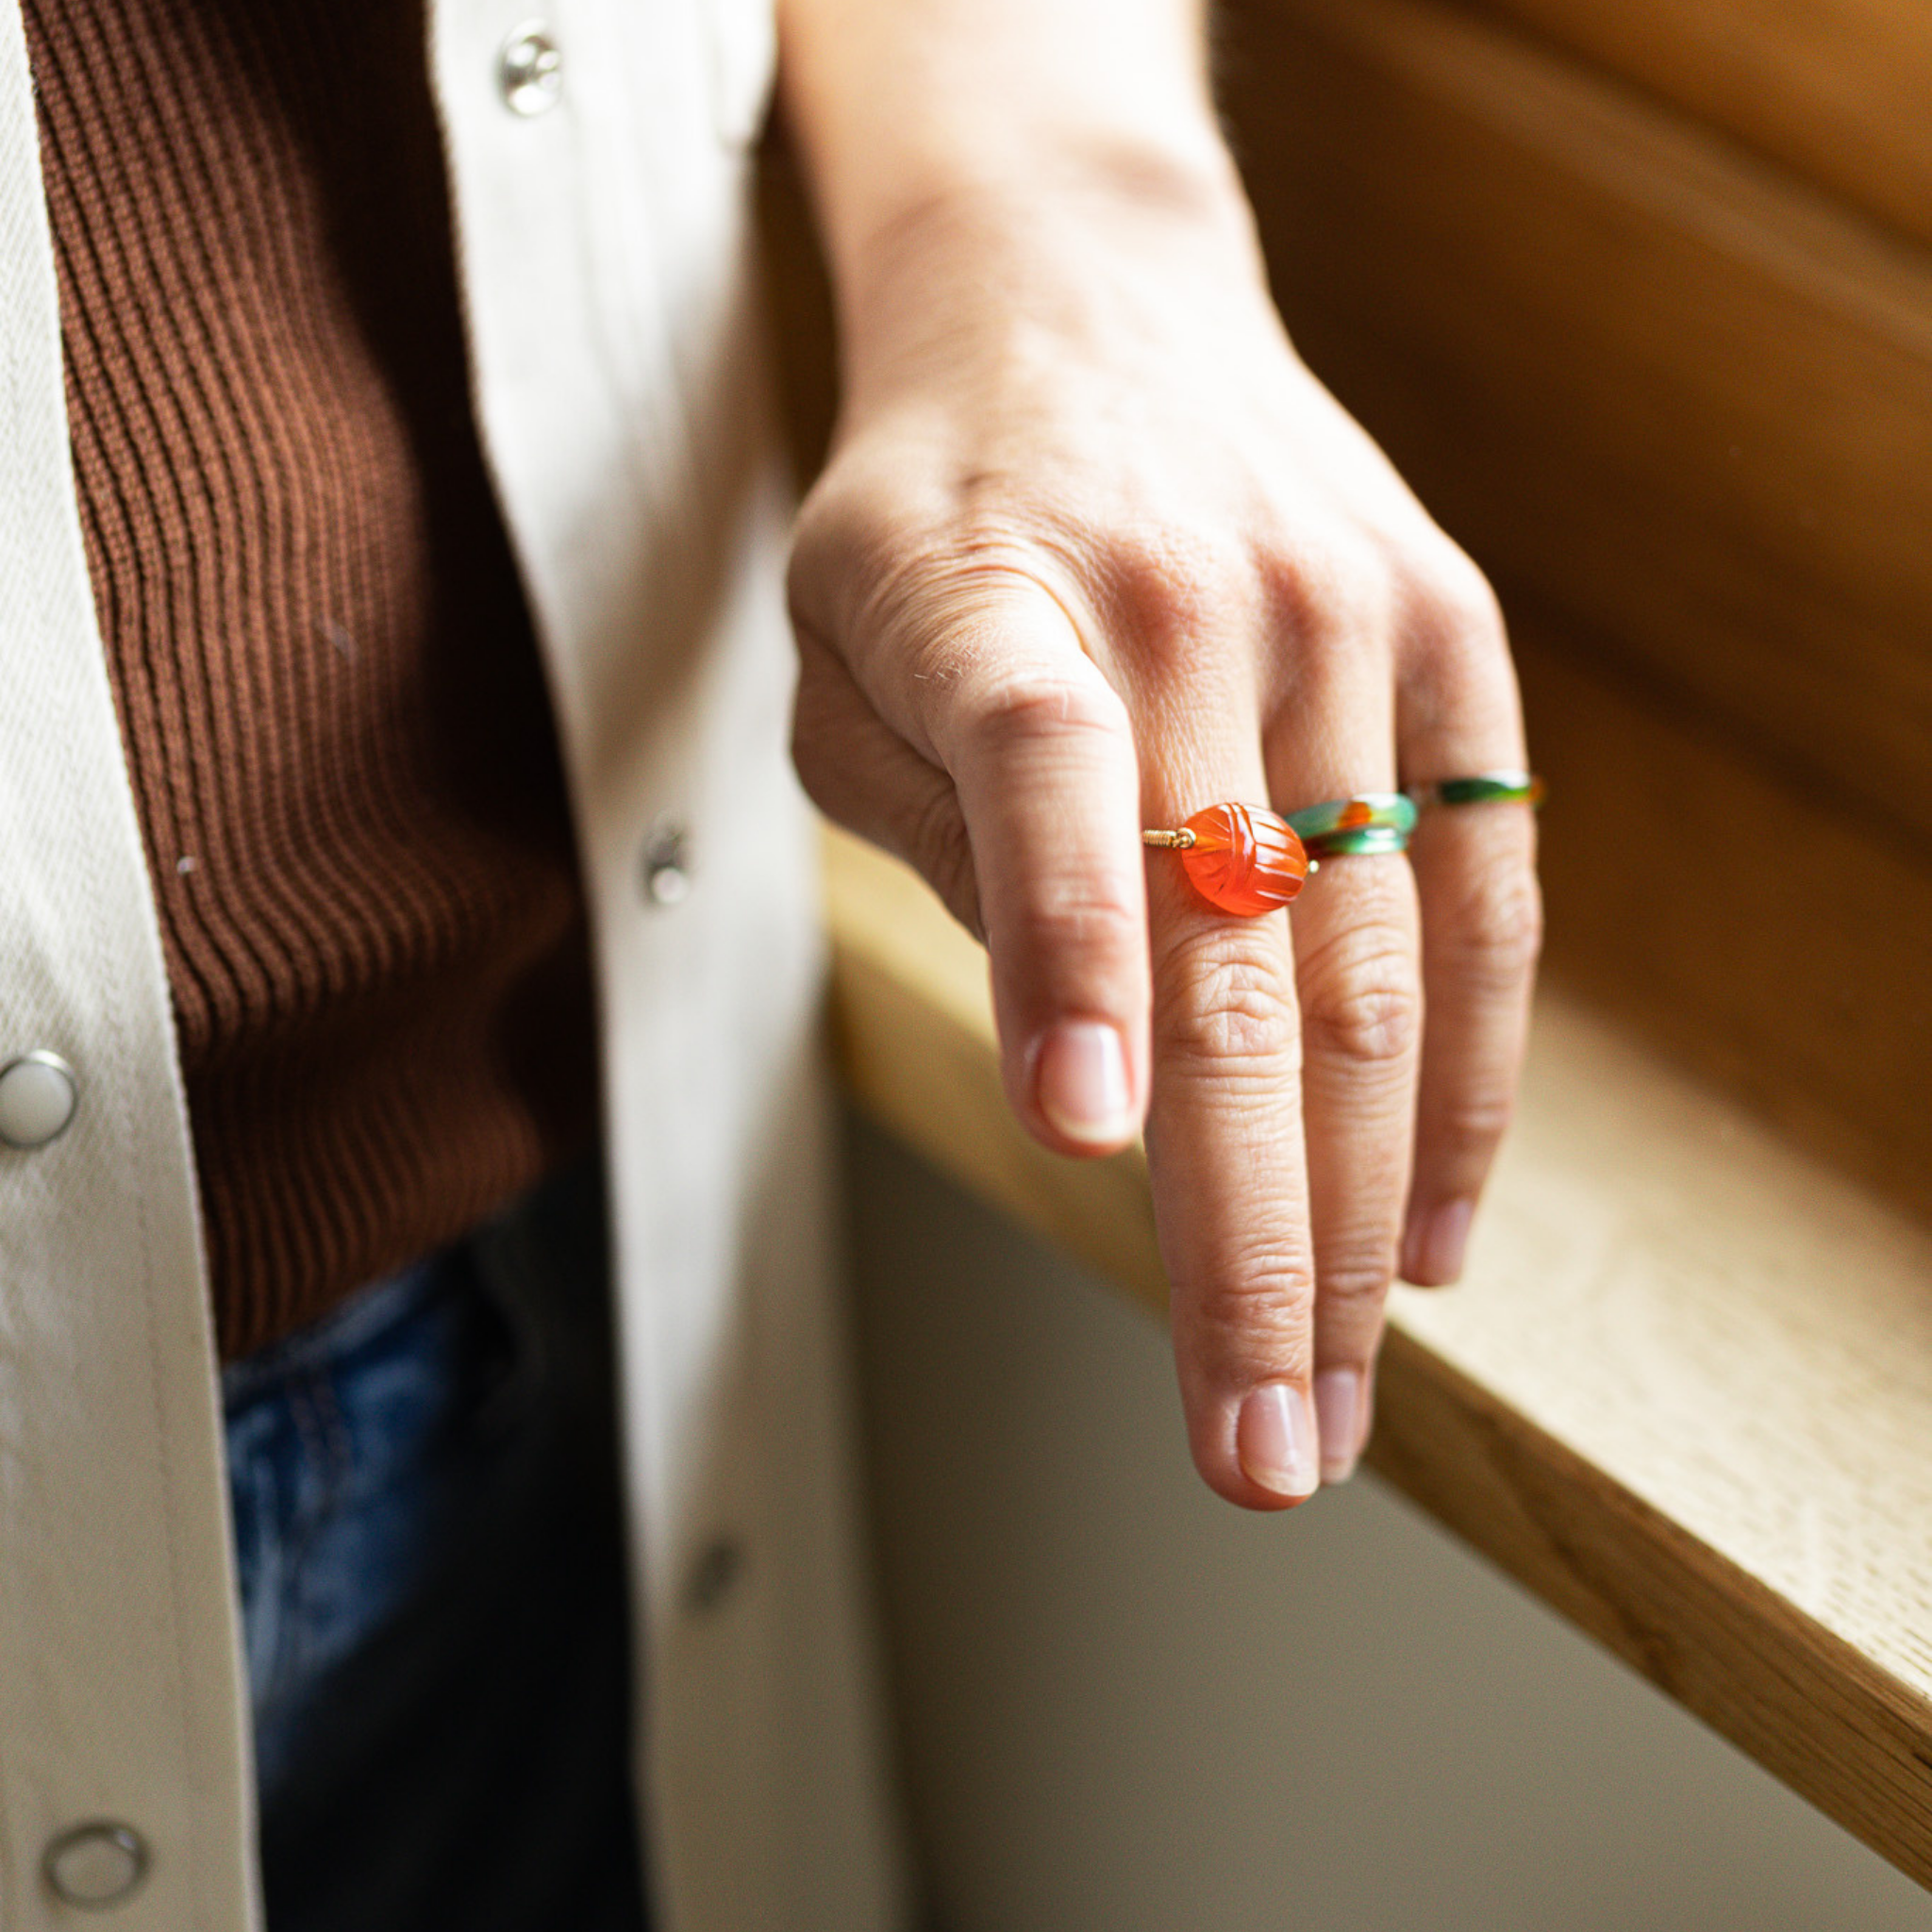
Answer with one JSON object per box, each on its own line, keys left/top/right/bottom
{"left": 1003, "top": 875, "right": 1142, "bottom": 963}
{"left": 1157, "top": 940, "right": 1301, "bottom": 1073}
{"left": 956, "top": 661, "right": 1130, "bottom": 764}
{"left": 1438, "top": 857, "right": 1544, "bottom": 995}
{"left": 1269, "top": 525, "right": 1400, "bottom": 660}
{"left": 1411, "top": 540, "right": 1506, "bottom": 648}
{"left": 1430, "top": 1087, "right": 1518, "bottom": 1156}
{"left": 1185, "top": 1255, "right": 1316, "bottom": 1367}
{"left": 1316, "top": 1252, "right": 1397, "bottom": 1318}
{"left": 1111, "top": 524, "right": 1259, "bottom": 667}
{"left": 815, "top": 509, "right": 1068, "bottom": 691}
{"left": 1307, "top": 977, "right": 1423, "bottom": 1072}
{"left": 1300, "top": 930, "right": 1423, "bottom": 1071}
{"left": 1395, "top": 542, "right": 1515, "bottom": 730}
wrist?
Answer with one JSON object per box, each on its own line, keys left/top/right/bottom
{"left": 830, "top": 148, "right": 1273, "bottom": 408}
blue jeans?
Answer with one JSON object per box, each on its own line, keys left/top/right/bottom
{"left": 223, "top": 1158, "right": 650, "bottom": 1932}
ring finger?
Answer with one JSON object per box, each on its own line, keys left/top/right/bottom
{"left": 1265, "top": 669, "right": 1422, "bottom": 1486}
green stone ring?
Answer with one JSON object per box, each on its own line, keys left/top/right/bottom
{"left": 1286, "top": 791, "right": 1418, "bottom": 858}
{"left": 1405, "top": 770, "right": 1546, "bottom": 810}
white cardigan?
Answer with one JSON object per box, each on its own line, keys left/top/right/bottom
{"left": 0, "top": 0, "right": 906, "bottom": 1924}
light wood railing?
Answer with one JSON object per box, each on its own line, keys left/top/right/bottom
{"left": 825, "top": 827, "right": 1932, "bottom": 1889}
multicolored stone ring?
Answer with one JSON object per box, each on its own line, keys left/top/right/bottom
{"left": 1141, "top": 803, "right": 1309, "bottom": 916}
{"left": 1405, "top": 770, "right": 1545, "bottom": 810}
{"left": 1287, "top": 792, "right": 1418, "bottom": 858}
{"left": 1148, "top": 776, "right": 1543, "bottom": 917}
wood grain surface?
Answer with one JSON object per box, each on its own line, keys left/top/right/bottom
{"left": 1456, "top": 0, "right": 1932, "bottom": 251}
{"left": 1512, "top": 609, "right": 1932, "bottom": 1225}
{"left": 823, "top": 823, "right": 1932, "bottom": 1890}
{"left": 1224, "top": 0, "right": 1932, "bottom": 856}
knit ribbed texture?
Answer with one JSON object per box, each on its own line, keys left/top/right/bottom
{"left": 25, "top": 0, "right": 600, "bottom": 1358}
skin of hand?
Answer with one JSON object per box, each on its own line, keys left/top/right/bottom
{"left": 778, "top": 0, "right": 1541, "bottom": 1508}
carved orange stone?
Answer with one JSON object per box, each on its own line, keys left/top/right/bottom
{"left": 1177, "top": 803, "right": 1308, "bottom": 916}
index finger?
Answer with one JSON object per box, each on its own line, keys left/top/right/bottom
{"left": 891, "top": 577, "right": 1156, "bottom": 1160}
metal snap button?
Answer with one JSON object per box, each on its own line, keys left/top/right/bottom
{"left": 0, "top": 1050, "right": 77, "bottom": 1149}
{"left": 641, "top": 821, "right": 691, "bottom": 907}
{"left": 43, "top": 1822, "right": 148, "bottom": 1909}
{"left": 498, "top": 22, "right": 563, "bottom": 115}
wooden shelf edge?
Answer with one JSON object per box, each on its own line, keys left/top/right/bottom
{"left": 1370, "top": 1328, "right": 1932, "bottom": 1886}
{"left": 823, "top": 822, "right": 1932, "bottom": 1890}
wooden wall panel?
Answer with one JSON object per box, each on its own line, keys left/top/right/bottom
{"left": 1513, "top": 607, "right": 1932, "bottom": 1222}
{"left": 1458, "top": 0, "right": 1932, "bottom": 251}
{"left": 1224, "top": 0, "right": 1932, "bottom": 855}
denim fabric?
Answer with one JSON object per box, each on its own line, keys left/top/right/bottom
{"left": 223, "top": 1158, "right": 650, "bottom": 1932}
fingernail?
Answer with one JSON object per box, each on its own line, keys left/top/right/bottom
{"left": 1035, "top": 1020, "right": 1135, "bottom": 1147}
{"left": 1237, "top": 1383, "right": 1318, "bottom": 1501}
{"left": 1314, "top": 1368, "right": 1363, "bottom": 1485}
{"left": 1404, "top": 1198, "right": 1474, "bottom": 1286}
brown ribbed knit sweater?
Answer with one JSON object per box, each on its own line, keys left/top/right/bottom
{"left": 25, "top": 0, "right": 601, "bottom": 1358}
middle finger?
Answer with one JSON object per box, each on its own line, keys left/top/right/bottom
{"left": 1140, "top": 699, "right": 1321, "bottom": 1514}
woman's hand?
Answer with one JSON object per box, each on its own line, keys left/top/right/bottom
{"left": 779, "top": 2, "right": 1541, "bottom": 1509}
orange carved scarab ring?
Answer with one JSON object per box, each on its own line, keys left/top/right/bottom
{"left": 1141, "top": 803, "right": 1310, "bottom": 916}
